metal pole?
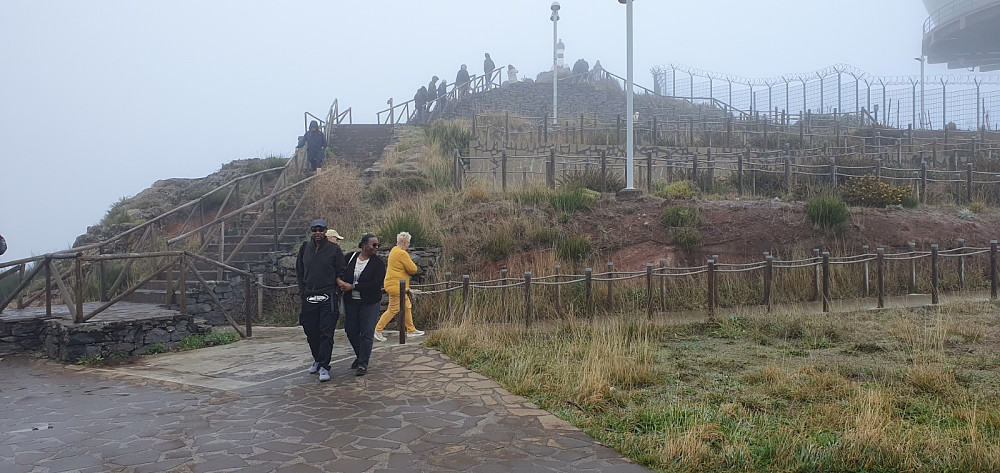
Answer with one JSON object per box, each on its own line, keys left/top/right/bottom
{"left": 624, "top": 0, "right": 635, "bottom": 190}
{"left": 551, "top": 3, "right": 559, "bottom": 125}
{"left": 920, "top": 57, "right": 925, "bottom": 129}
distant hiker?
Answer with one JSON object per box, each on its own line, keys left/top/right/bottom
{"left": 506, "top": 64, "right": 519, "bottom": 85}
{"left": 0, "top": 234, "right": 6, "bottom": 256}
{"left": 591, "top": 60, "right": 604, "bottom": 82}
{"left": 572, "top": 58, "right": 589, "bottom": 83}
{"left": 455, "top": 64, "right": 471, "bottom": 99}
{"left": 437, "top": 79, "right": 448, "bottom": 112}
{"left": 296, "top": 219, "right": 348, "bottom": 382}
{"left": 483, "top": 53, "right": 496, "bottom": 90}
{"left": 427, "top": 76, "right": 439, "bottom": 112}
{"left": 341, "top": 234, "right": 386, "bottom": 377}
{"left": 414, "top": 86, "right": 428, "bottom": 124}
{"left": 296, "top": 120, "right": 327, "bottom": 171}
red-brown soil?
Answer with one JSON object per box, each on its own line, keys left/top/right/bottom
{"left": 567, "top": 197, "right": 1000, "bottom": 271}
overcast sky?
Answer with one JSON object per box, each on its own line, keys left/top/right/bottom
{"left": 1, "top": 0, "right": 939, "bottom": 262}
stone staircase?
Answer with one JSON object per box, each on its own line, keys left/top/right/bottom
{"left": 327, "top": 124, "right": 395, "bottom": 171}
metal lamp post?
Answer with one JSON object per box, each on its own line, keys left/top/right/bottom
{"left": 619, "top": 0, "right": 636, "bottom": 193}
{"left": 551, "top": 2, "right": 560, "bottom": 125}
{"left": 914, "top": 56, "right": 925, "bottom": 129}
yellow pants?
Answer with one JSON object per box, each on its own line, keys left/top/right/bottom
{"left": 375, "top": 292, "right": 416, "bottom": 333}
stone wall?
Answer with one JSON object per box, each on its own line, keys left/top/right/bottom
{"left": 0, "top": 313, "right": 211, "bottom": 362}
{"left": 183, "top": 275, "right": 250, "bottom": 327}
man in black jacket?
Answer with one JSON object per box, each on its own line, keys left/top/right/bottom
{"left": 296, "top": 218, "right": 347, "bottom": 382}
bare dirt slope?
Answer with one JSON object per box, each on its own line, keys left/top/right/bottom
{"left": 567, "top": 197, "right": 1000, "bottom": 271}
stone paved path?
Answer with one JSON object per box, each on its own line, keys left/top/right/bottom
{"left": 0, "top": 327, "right": 649, "bottom": 472}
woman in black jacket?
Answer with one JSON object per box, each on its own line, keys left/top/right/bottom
{"left": 341, "top": 234, "right": 387, "bottom": 376}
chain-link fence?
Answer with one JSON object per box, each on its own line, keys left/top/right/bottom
{"left": 652, "top": 64, "right": 1000, "bottom": 131}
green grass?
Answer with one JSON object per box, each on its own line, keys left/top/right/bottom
{"left": 805, "top": 194, "right": 850, "bottom": 233}
{"left": 428, "top": 302, "right": 1000, "bottom": 472}
{"left": 661, "top": 205, "right": 699, "bottom": 228}
{"left": 549, "top": 187, "right": 598, "bottom": 213}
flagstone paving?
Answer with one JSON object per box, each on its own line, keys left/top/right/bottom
{"left": 0, "top": 327, "right": 649, "bottom": 472}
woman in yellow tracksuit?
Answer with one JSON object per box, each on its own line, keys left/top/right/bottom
{"left": 374, "top": 231, "right": 423, "bottom": 341}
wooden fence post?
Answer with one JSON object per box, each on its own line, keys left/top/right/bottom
{"left": 737, "top": 151, "right": 744, "bottom": 196}
{"left": 45, "top": 257, "right": 51, "bottom": 316}
{"left": 501, "top": 149, "right": 508, "bottom": 192}
{"left": 822, "top": 252, "right": 831, "bottom": 313}
{"left": 764, "top": 255, "right": 773, "bottom": 312}
{"left": 956, "top": 239, "right": 965, "bottom": 289}
{"left": 646, "top": 263, "right": 654, "bottom": 320}
{"left": 444, "top": 272, "right": 452, "bottom": 318}
{"left": 876, "top": 248, "right": 885, "bottom": 308}
{"left": 908, "top": 242, "right": 917, "bottom": 294}
{"left": 707, "top": 259, "right": 716, "bottom": 320}
{"left": 74, "top": 257, "right": 84, "bottom": 323}
{"left": 829, "top": 157, "right": 837, "bottom": 189}
{"left": 179, "top": 254, "right": 187, "bottom": 314}
{"left": 605, "top": 262, "right": 614, "bottom": 310}
{"left": 875, "top": 158, "right": 882, "bottom": 181}
{"left": 453, "top": 149, "right": 464, "bottom": 192}
{"left": 646, "top": 150, "right": 653, "bottom": 192}
{"left": 692, "top": 153, "right": 699, "bottom": 188}
{"left": 931, "top": 244, "right": 939, "bottom": 305}
{"left": 966, "top": 163, "right": 973, "bottom": 204}
{"left": 548, "top": 147, "right": 556, "bottom": 189}
{"left": 524, "top": 272, "right": 532, "bottom": 328}
{"left": 397, "top": 280, "right": 407, "bottom": 344}
{"left": 462, "top": 275, "right": 471, "bottom": 319}
{"left": 920, "top": 161, "right": 928, "bottom": 204}
{"left": 98, "top": 244, "right": 107, "bottom": 302}
{"left": 257, "top": 273, "right": 264, "bottom": 327}
{"left": 16, "top": 264, "right": 25, "bottom": 309}
{"left": 245, "top": 275, "right": 253, "bottom": 338}
{"left": 585, "top": 268, "right": 594, "bottom": 322}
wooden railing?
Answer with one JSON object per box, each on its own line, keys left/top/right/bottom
{"left": 376, "top": 67, "right": 504, "bottom": 124}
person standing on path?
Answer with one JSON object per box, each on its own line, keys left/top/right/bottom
{"left": 341, "top": 234, "right": 386, "bottom": 376}
{"left": 483, "top": 53, "right": 495, "bottom": 90}
{"left": 296, "top": 219, "right": 348, "bottom": 382}
{"left": 296, "top": 121, "right": 327, "bottom": 171}
{"left": 373, "top": 231, "right": 423, "bottom": 342}
{"left": 455, "top": 64, "right": 470, "bottom": 100}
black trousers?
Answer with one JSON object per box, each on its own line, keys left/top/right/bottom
{"left": 300, "top": 294, "right": 339, "bottom": 371}
{"left": 343, "top": 298, "right": 380, "bottom": 369}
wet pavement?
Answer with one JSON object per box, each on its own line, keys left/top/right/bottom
{"left": 0, "top": 327, "right": 649, "bottom": 472}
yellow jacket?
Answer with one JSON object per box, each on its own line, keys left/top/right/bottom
{"left": 383, "top": 246, "right": 418, "bottom": 294}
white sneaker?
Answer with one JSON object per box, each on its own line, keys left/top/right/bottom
{"left": 408, "top": 330, "right": 425, "bottom": 337}
{"left": 373, "top": 331, "right": 387, "bottom": 342}
{"left": 318, "top": 367, "right": 330, "bottom": 382}
{"left": 309, "top": 362, "right": 320, "bottom": 374}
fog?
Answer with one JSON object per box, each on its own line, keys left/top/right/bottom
{"left": 1, "top": 0, "right": 935, "bottom": 261}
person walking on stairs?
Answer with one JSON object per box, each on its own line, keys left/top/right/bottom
{"left": 296, "top": 219, "right": 348, "bottom": 382}
{"left": 373, "top": 231, "right": 423, "bottom": 342}
{"left": 483, "top": 53, "right": 495, "bottom": 90}
{"left": 296, "top": 121, "right": 327, "bottom": 171}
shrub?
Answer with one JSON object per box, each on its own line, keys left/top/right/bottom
{"left": 532, "top": 227, "right": 560, "bottom": 246}
{"left": 101, "top": 197, "right": 133, "bottom": 226}
{"left": 655, "top": 180, "right": 699, "bottom": 200}
{"left": 660, "top": 205, "right": 699, "bottom": 228}
{"left": 363, "top": 180, "right": 392, "bottom": 205}
{"left": 549, "top": 187, "right": 597, "bottom": 213}
{"left": 557, "top": 235, "right": 591, "bottom": 262}
{"left": 805, "top": 194, "right": 850, "bottom": 232}
{"left": 840, "top": 175, "right": 911, "bottom": 207}
{"left": 968, "top": 201, "right": 987, "bottom": 214}
{"left": 484, "top": 232, "right": 515, "bottom": 261}
{"left": 557, "top": 213, "right": 572, "bottom": 224}
{"left": 511, "top": 186, "right": 551, "bottom": 205}
{"left": 462, "top": 185, "right": 491, "bottom": 204}
{"left": 378, "top": 212, "right": 440, "bottom": 247}
{"left": 426, "top": 120, "right": 473, "bottom": 156}
{"left": 901, "top": 193, "right": 919, "bottom": 209}
{"left": 957, "top": 208, "right": 975, "bottom": 220}
{"left": 671, "top": 227, "right": 702, "bottom": 249}
{"left": 557, "top": 168, "right": 624, "bottom": 193}
{"left": 146, "top": 343, "right": 166, "bottom": 355}
{"left": 245, "top": 156, "right": 288, "bottom": 174}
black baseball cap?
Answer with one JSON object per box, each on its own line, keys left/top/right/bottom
{"left": 310, "top": 219, "right": 328, "bottom": 229}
